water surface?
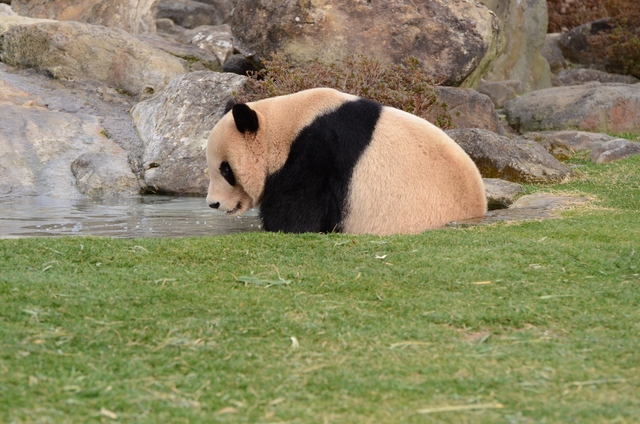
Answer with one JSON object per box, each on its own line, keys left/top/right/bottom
{"left": 0, "top": 196, "right": 261, "bottom": 238}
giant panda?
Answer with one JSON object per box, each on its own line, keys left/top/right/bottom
{"left": 205, "top": 87, "right": 486, "bottom": 235}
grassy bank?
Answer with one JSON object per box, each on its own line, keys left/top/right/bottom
{"left": 1, "top": 155, "right": 639, "bottom": 423}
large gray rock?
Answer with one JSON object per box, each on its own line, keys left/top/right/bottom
{"left": 0, "top": 63, "right": 141, "bottom": 198}
{"left": 447, "top": 128, "right": 572, "bottom": 183}
{"left": 509, "top": 193, "right": 589, "bottom": 211}
{"left": 11, "top": 0, "right": 159, "bottom": 34}
{"left": 480, "top": 0, "right": 552, "bottom": 92}
{"left": 131, "top": 72, "right": 247, "bottom": 195}
{"left": 0, "top": 18, "right": 187, "bottom": 97}
{"left": 483, "top": 178, "right": 524, "bottom": 210}
{"left": 556, "top": 68, "right": 639, "bottom": 86}
{"left": 430, "top": 86, "right": 503, "bottom": 134}
{"left": 231, "top": 0, "right": 503, "bottom": 87}
{"left": 70, "top": 152, "right": 139, "bottom": 198}
{"left": 542, "top": 33, "right": 568, "bottom": 74}
{"left": 504, "top": 83, "right": 640, "bottom": 134}
{"left": 0, "top": 4, "right": 15, "bottom": 16}
{"left": 476, "top": 79, "right": 523, "bottom": 109}
{"left": 156, "top": 0, "right": 225, "bottom": 29}
{"left": 178, "top": 24, "right": 235, "bottom": 65}
{"left": 557, "top": 19, "right": 613, "bottom": 70}
{"left": 193, "top": 0, "right": 233, "bottom": 21}
{"left": 588, "top": 139, "right": 640, "bottom": 164}
{"left": 519, "top": 131, "right": 624, "bottom": 161}
{"left": 137, "top": 34, "right": 222, "bottom": 72}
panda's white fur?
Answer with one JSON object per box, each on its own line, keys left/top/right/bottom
{"left": 206, "top": 87, "right": 486, "bottom": 234}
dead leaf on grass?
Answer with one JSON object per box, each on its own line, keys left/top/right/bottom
{"left": 100, "top": 407, "right": 118, "bottom": 420}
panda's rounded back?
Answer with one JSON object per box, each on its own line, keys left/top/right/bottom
{"left": 342, "top": 106, "right": 487, "bottom": 234}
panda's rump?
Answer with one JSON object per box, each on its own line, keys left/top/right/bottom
{"left": 343, "top": 107, "right": 486, "bottom": 234}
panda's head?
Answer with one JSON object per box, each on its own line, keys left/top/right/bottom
{"left": 206, "top": 101, "right": 268, "bottom": 215}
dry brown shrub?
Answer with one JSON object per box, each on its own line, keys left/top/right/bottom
{"left": 548, "top": 0, "right": 640, "bottom": 78}
{"left": 235, "top": 53, "right": 453, "bottom": 129}
{"left": 547, "top": 0, "right": 608, "bottom": 33}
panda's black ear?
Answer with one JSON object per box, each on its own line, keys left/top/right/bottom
{"left": 232, "top": 103, "right": 259, "bottom": 134}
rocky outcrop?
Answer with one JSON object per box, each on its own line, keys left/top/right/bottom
{"left": 483, "top": 178, "right": 524, "bottom": 210}
{"left": 447, "top": 128, "right": 572, "bottom": 183}
{"left": 193, "top": 0, "right": 233, "bottom": 18}
{"left": 231, "top": 0, "right": 503, "bottom": 87}
{"left": 476, "top": 79, "right": 523, "bottom": 109}
{"left": 131, "top": 72, "right": 246, "bottom": 195}
{"left": 10, "top": 0, "right": 159, "bottom": 34}
{"left": 0, "top": 63, "right": 141, "bottom": 198}
{"left": 178, "top": 24, "right": 235, "bottom": 65}
{"left": 156, "top": 0, "right": 225, "bottom": 29}
{"left": 556, "top": 68, "right": 639, "bottom": 86}
{"left": 588, "top": 139, "right": 640, "bottom": 164}
{"left": 0, "top": 4, "right": 15, "bottom": 16}
{"left": 509, "top": 193, "right": 589, "bottom": 212}
{"left": 430, "top": 86, "right": 503, "bottom": 134}
{"left": 136, "top": 34, "right": 222, "bottom": 72}
{"left": 0, "top": 18, "right": 187, "bottom": 97}
{"left": 480, "top": 0, "right": 552, "bottom": 92}
{"left": 520, "top": 131, "right": 625, "bottom": 159}
{"left": 504, "top": 83, "right": 640, "bottom": 134}
{"left": 542, "top": 33, "right": 568, "bottom": 74}
{"left": 557, "top": 19, "right": 614, "bottom": 70}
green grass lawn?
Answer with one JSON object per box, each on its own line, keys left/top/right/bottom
{"left": 1, "top": 155, "right": 639, "bottom": 423}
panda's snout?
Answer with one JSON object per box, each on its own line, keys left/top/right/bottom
{"left": 209, "top": 202, "right": 220, "bottom": 209}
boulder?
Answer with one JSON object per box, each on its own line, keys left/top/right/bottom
{"left": 0, "top": 18, "right": 187, "bottom": 97}
{"left": 509, "top": 193, "right": 589, "bottom": 211}
{"left": 193, "top": 0, "right": 234, "bottom": 21}
{"left": 131, "top": 72, "right": 247, "bottom": 195}
{"left": 156, "top": 0, "right": 225, "bottom": 29}
{"left": 504, "top": 83, "right": 640, "bottom": 134}
{"left": 476, "top": 79, "right": 523, "bottom": 109}
{"left": 231, "top": 0, "right": 503, "bottom": 87}
{"left": 558, "top": 19, "right": 613, "bottom": 70}
{"left": 483, "top": 178, "right": 524, "bottom": 210}
{"left": 0, "top": 63, "right": 141, "bottom": 198}
{"left": 137, "top": 34, "right": 222, "bottom": 71}
{"left": 0, "top": 14, "right": 54, "bottom": 32}
{"left": 429, "top": 86, "right": 503, "bottom": 134}
{"left": 447, "top": 128, "right": 572, "bottom": 183}
{"left": 155, "top": 17, "right": 185, "bottom": 37}
{"left": 519, "top": 130, "right": 640, "bottom": 164}
{"left": 542, "top": 33, "right": 568, "bottom": 74}
{"left": 588, "top": 139, "right": 640, "bottom": 164}
{"left": 519, "top": 131, "right": 619, "bottom": 157}
{"left": 480, "top": 0, "right": 552, "bottom": 91}
{"left": 0, "top": 4, "right": 15, "bottom": 16}
{"left": 223, "top": 54, "right": 259, "bottom": 76}
{"left": 178, "top": 24, "right": 235, "bottom": 65}
{"left": 10, "top": 0, "right": 159, "bottom": 34}
{"left": 556, "top": 68, "right": 639, "bottom": 86}
{"left": 71, "top": 152, "right": 139, "bottom": 198}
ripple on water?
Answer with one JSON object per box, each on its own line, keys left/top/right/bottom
{"left": 0, "top": 195, "right": 262, "bottom": 238}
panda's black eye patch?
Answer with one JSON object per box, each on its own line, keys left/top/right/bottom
{"left": 220, "top": 161, "right": 236, "bottom": 186}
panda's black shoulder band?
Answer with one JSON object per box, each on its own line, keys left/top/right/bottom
{"left": 232, "top": 103, "right": 259, "bottom": 134}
